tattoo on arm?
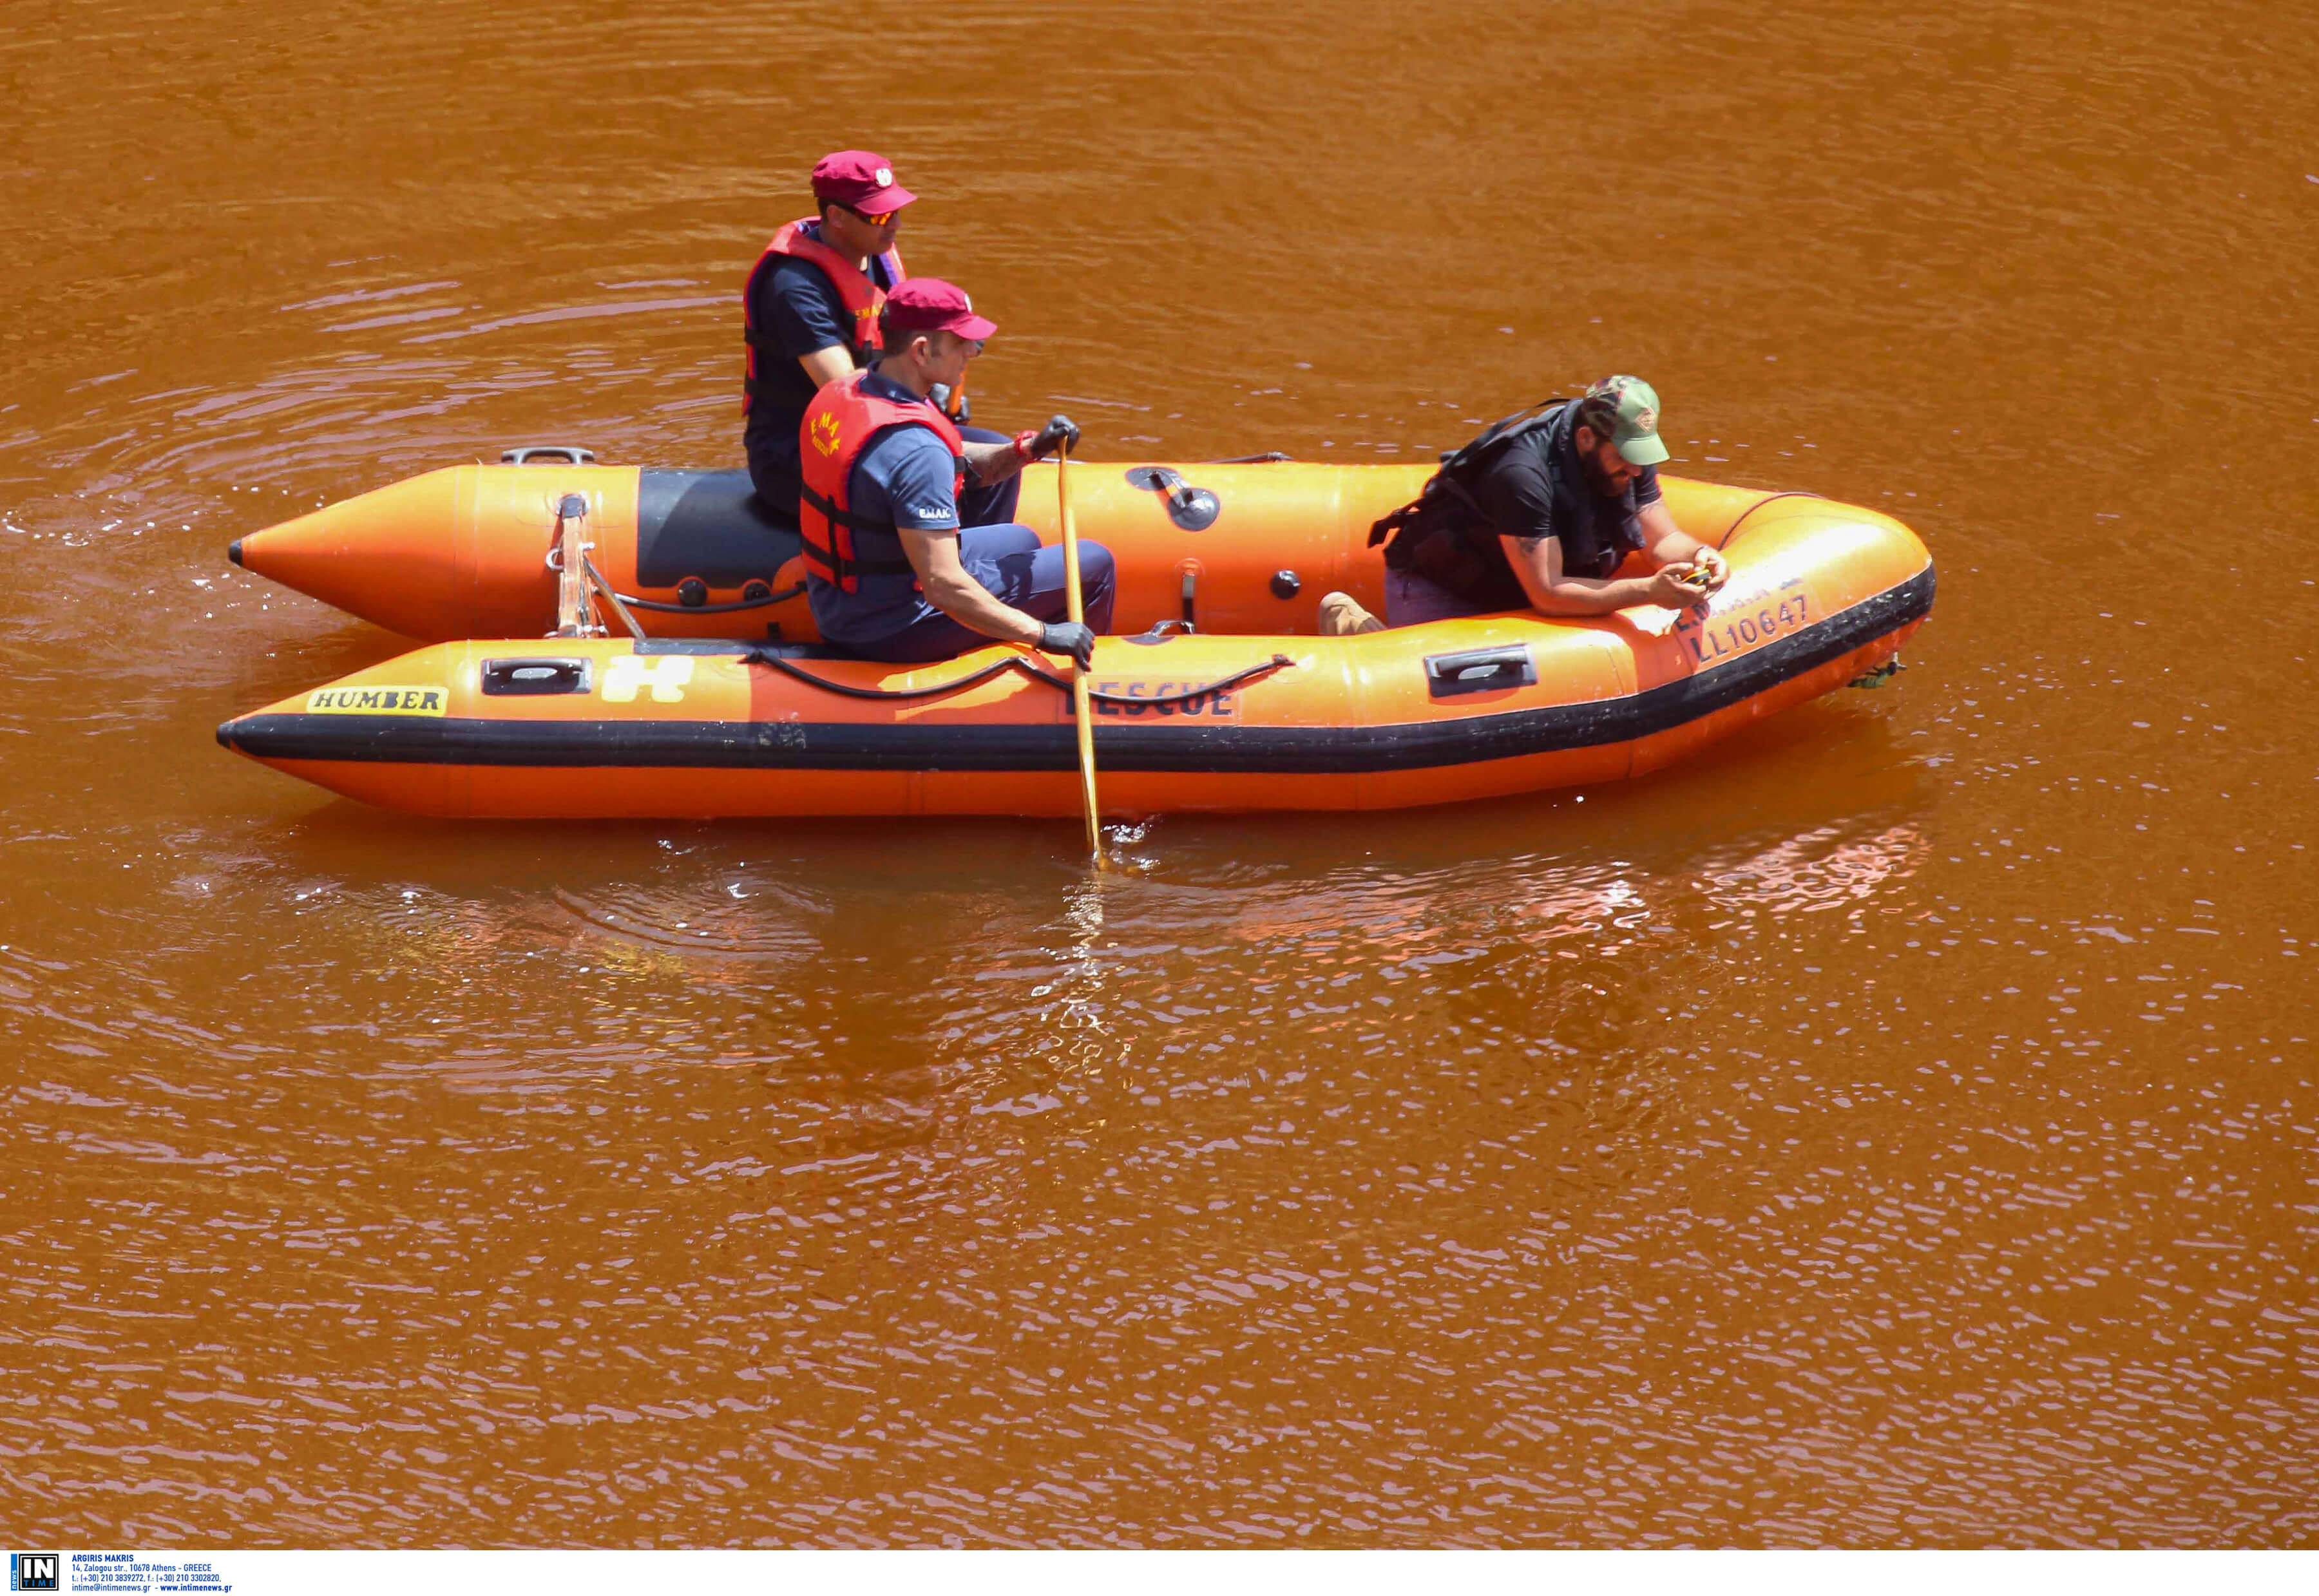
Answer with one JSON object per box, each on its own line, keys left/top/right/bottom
{"left": 966, "top": 441, "right": 1022, "bottom": 486}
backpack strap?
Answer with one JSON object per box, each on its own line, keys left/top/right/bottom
{"left": 1368, "top": 398, "right": 1567, "bottom": 547}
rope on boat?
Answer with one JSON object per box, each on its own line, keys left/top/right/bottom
{"left": 743, "top": 648, "right": 1294, "bottom": 707}
{"left": 1721, "top": 489, "right": 1823, "bottom": 541}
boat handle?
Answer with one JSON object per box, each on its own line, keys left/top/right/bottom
{"left": 1424, "top": 644, "right": 1536, "bottom": 699}
{"left": 481, "top": 657, "right": 592, "bottom": 696}
{"left": 501, "top": 446, "right": 598, "bottom": 466}
{"left": 1134, "top": 618, "right": 1197, "bottom": 641}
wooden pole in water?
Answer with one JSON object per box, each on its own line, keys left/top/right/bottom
{"left": 1055, "top": 440, "right": 1104, "bottom": 865}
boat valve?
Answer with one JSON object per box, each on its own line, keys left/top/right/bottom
{"left": 1124, "top": 466, "right": 1221, "bottom": 531}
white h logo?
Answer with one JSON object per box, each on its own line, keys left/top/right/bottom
{"left": 600, "top": 655, "right": 694, "bottom": 704}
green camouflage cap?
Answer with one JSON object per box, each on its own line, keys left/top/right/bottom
{"left": 1585, "top": 375, "right": 1669, "bottom": 466}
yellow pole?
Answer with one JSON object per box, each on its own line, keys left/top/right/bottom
{"left": 1055, "top": 440, "right": 1104, "bottom": 864}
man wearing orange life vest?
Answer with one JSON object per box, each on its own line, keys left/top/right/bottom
{"left": 741, "top": 150, "right": 1025, "bottom": 529}
{"left": 798, "top": 279, "right": 1109, "bottom": 666}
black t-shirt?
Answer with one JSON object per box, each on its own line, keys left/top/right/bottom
{"left": 742, "top": 229, "right": 899, "bottom": 515}
{"left": 1471, "top": 410, "right": 1662, "bottom": 582}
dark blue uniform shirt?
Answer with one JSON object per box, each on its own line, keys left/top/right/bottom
{"left": 743, "top": 223, "right": 899, "bottom": 518}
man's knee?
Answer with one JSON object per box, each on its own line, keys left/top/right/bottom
{"left": 1076, "top": 539, "right": 1116, "bottom": 592}
{"left": 1076, "top": 540, "right": 1116, "bottom": 629}
{"left": 955, "top": 430, "right": 1022, "bottom": 527}
{"left": 965, "top": 523, "right": 1043, "bottom": 562}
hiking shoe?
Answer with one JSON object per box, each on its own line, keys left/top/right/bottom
{"left": 1317, "top": 591, "right": 1385, "bottom": 636}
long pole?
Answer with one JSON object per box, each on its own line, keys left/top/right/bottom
{"left": 1055, "top": 441, "right": 1103, "bottom": 864}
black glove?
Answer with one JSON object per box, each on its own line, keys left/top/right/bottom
{"left": 1029, "top": 414, "right": 1082, "bottom": 461}
{"left": 1038, "top": 620, "right": 1096, "bottom": 672}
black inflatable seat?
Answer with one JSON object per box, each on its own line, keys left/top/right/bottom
{"left": 635, "top": 470, "right": 804, "bottom": 587}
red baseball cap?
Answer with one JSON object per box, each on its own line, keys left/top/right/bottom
{"left": 882, "top": 279, "right": 996, "bottom": 341}
{"left": 810, "top": 149, "right": 915, "bottom": 216}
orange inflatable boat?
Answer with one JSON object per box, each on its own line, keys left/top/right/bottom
{"left": 230, "top": 451, "right": 1446, "bottom": 644}
{"left": 218, "top": 454, "right": 1933, "bottom": 818}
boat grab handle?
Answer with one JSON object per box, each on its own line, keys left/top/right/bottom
{"left": 1425, "top": 645, "right": 1536, "bottom": 699}
{"left": 742, "top": 648, "right": 1292, "bottom": 707}
{"left": 481, "top": 657, "right": 592, "bottom": 696}
{"left": 502, "top": 446, "right": 598, "bottom": 466}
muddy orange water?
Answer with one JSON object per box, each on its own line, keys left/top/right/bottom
{"left": 3, "top": 0, "right": 2316, "bottom": 1548}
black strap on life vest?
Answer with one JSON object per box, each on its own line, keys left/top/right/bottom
{"left": 794, "top": 483, "right": 918, "bottom": 579}
{"left": 795, "top": 443, "right": 978, "bottom": 584}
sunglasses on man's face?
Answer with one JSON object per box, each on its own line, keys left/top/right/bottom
{"left": 843, "top": 204, "right": 901, "bottom": 227}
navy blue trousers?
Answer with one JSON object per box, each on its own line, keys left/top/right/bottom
{"left": 953, "top": 426, "right": 1022, "bottom": 529}
{"left": 842, "top": 524, "right": 1117, "bottom": 663}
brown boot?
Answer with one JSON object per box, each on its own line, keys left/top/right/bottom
{"left": 1317, "top": 591, "right": 1385, "bottom": 636}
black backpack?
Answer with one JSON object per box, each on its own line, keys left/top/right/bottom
{"left": 1366, "top": 397, "right": 1569, "bottom": 558}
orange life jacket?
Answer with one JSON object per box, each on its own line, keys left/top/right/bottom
{"left": 797, "top": 372, "right": 966, "bottom": 593}
{"left": 741, "top": 220, "right": 906, "bottom": 413}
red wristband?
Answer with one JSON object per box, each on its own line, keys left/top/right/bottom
{"left": 1011, "top": 429, "right": 1038, "bottom": 464}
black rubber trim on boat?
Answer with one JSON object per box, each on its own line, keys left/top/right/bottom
{"left": 216, "top": 567, "right": 1932, "bottom": 776}
{"left": 744, "top": 649, "right": 1292, "bottom": 708}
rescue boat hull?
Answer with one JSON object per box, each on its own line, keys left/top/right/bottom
{"left": 219, "top": 500, "right": 1933, "bottom": 819}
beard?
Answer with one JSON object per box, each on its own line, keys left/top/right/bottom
{"left": 1579, "top": 445, "right": 1629, "bottom": 498}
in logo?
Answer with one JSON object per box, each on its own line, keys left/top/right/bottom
{"left": 11, "top": 1554, "right": 59, "bottom": 1593}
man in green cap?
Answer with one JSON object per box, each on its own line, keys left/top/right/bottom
{"left": 1322, "top": 375, "right": 1728, "bottom": 632}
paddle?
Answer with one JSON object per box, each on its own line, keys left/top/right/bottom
{"left": 1054, "top": 439, "right": 1105, "bottom": 866}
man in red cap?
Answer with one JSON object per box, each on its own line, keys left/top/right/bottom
{"left": 796, "top": 278, "right": 1103, "bottom": 666}
{"left": 743, "top": 150, "right": 1027, "bottom": 531}
{"left": 742, "top": 151, "right": 915, "bottom": 521}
